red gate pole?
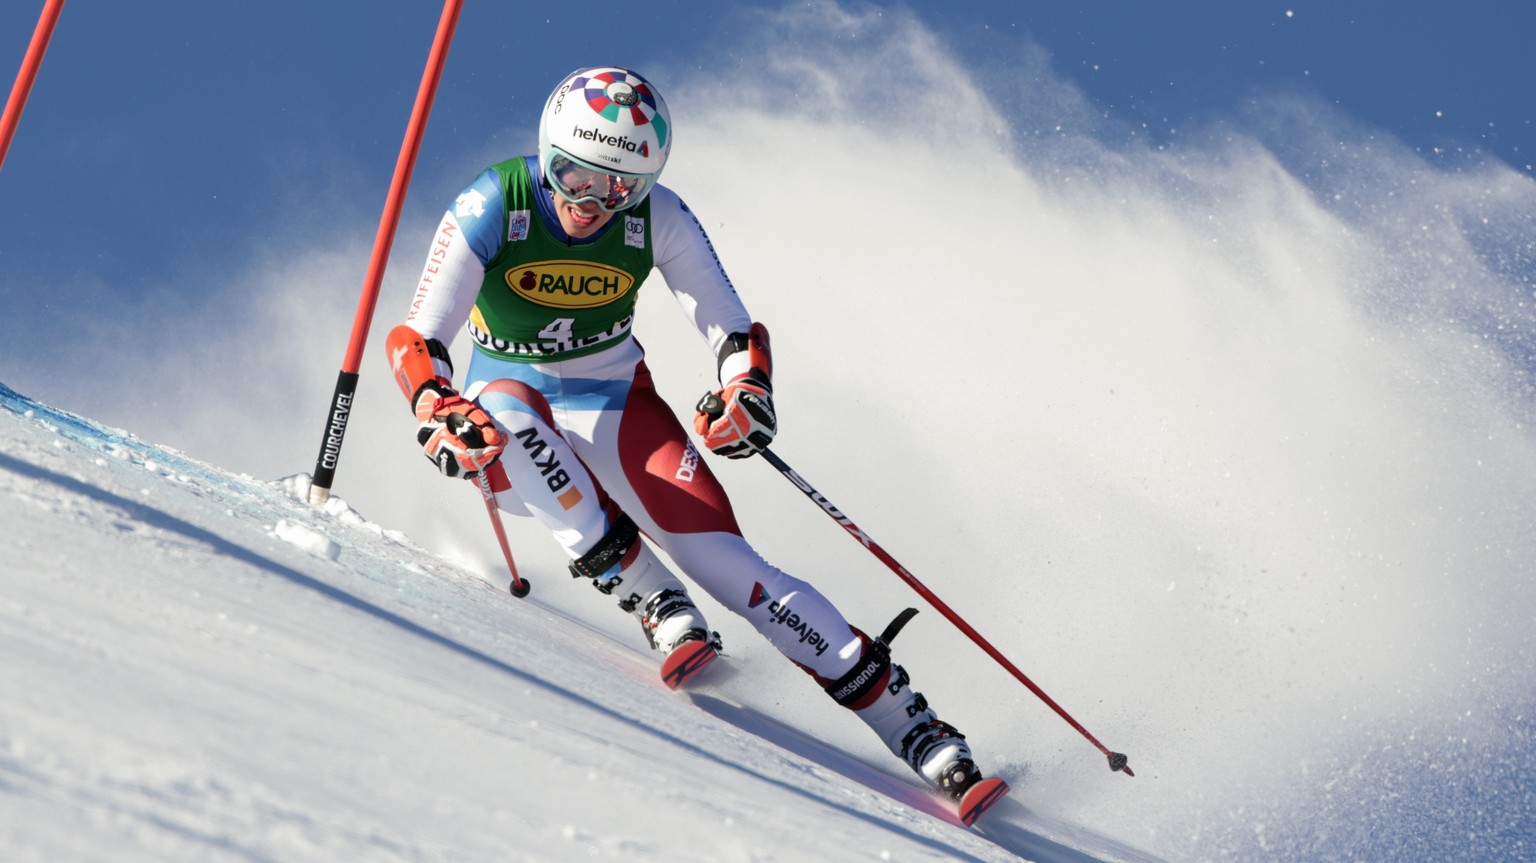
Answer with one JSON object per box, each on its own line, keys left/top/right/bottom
{"left": 308, "top": 0, "right": 463, "bottom": 505}
{"left": 1, "top": 0, "right": 67, "bottom": 172}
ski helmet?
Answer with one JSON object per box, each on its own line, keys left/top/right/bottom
{"left": 538, "top": 67, "right": 671, "bottom": 211}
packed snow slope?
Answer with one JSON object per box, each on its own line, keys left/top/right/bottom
{"left": 0, "top": 382, "right": 1159, "bottom": 862}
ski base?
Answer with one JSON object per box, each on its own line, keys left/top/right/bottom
{"left": 660, "top": 640, "right": 719, "bottom": 690}
{"left": 957, "top": 776, "right": 1010, "bottom": 826}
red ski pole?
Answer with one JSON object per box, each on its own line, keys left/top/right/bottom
{"left": 308, "top": 0, "right": 462, "bottom": 505}
{"left": 759, "top": 447, "right": 1133, "bottom": 777}
{"left": 476, "top": 463, "right": 529, "bottom": 598}
{"left": 1, "top": 0, "right": 67, "bottom": 173}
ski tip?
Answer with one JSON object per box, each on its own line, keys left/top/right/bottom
{"left": 958, "top": 776, "right": 1010, "bottom": 827}
{"left": 660, "top": 640, "right": 719, "bottom": 690}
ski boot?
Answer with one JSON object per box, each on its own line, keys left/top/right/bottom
{"left": 856, "top": 659, "right": 981, "bottom": 799}
{"left": 637, "top": 588, "right": 722, "bottom": 689}
{"left": 569, "top": 513, "right": 720, "bottom": 688}
{"left": 825, "top": 609, "right": 1009, "bottom": 823}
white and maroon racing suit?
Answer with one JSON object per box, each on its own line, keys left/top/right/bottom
{"left": 398, "top": 156, "right": 976, "bottom": 791}
{"left": 404, "top": 156, "right": 867, "bottom": 678}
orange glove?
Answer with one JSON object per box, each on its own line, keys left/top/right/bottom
{"left": 695, "top": 322, "right": 777, "bottom": 459}
{"left": 414, "top": 382, "right": 505, "bottom": 479}
{"left": 694, "top": 378, "right": 776, "bottom": 459}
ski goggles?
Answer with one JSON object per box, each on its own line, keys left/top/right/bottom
{"left": 544, "top": 151, "right": 654, "bottom": 213}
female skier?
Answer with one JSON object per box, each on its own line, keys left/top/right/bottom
{"left": 385, "top": 66, "right": 993, "bottom": 802}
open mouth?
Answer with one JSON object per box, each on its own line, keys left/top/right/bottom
{"left": 567, "top": 204, "right": 600, "bottom": 229}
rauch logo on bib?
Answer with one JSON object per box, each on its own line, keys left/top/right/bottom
{"left": 507, "top": 260, "right": 635, "bottom": 309}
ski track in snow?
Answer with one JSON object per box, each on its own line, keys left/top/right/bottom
{"left": 0, "top": 381, "right": 1161, "bottom": 863}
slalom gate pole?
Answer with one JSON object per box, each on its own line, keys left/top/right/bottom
{"left": 476, "top": 464, "right": 529, "bottom": 598}
{"left": 759, "top": 448, "right": 1133, "bottom": 777}
{"left": 308, "top": 0, "right": 463, "bottom": 506}
{"left": 1, "top": 0, "right": 67, "bottom": 173}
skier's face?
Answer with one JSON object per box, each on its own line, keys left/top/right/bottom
{"left": 553, "top": 192, "right": 615, "bottom": 239}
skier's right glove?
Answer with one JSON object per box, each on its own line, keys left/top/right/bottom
{"left": 386, "top": 323, "right": 505, "bottom": 479}
{"left": 413, "top": 381, "right": 505, "bottom": 479}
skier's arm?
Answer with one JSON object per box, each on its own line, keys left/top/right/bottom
{"left": 649, "top": 185, "right": 753, "bottom": 361}
{"left": 404, "top": 169, "right": 506, "bottom": 346}
{"left": 650, "top": 187, "right": 777, "bottom": 458}
{"left": 386, "top": 171, "right": 509, "bottom": 478}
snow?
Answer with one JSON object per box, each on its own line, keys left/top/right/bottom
{"left": 271, "top": 518, "right": 341, "bottom": 560}
{"left": 0, "top": 383, "right": 1152, "bottom": 862}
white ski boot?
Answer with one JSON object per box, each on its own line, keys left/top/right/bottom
{"left": 635, "top": 587, "right": 714, "bottom": 656}
{"left": 857, "top": 661, "right": 981, "bottom": 799}
{"left": 824, "top": 609, "right": 986, "bottom": 800}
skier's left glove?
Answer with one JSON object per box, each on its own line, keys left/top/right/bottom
{"left": 695, "top": 379, "right": 776, "bottom": 458}
{"left": 694, "top": 322, "right": 776, "bottom": 459}
{"left": 414, "top": 382, "right": 505, "bottom": 479}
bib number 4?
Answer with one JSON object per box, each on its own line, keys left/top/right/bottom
{"left": 539, "top": 318, "right": 576, "bottom": 347}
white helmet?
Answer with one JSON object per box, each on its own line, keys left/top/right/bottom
{"left": 538, "top": 67, "right": 671, "bottom": 211}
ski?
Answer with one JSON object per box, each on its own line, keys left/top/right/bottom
{"left": 957, "top": 776, "right": 1010, "bottom": 826}
{"left": 660, "top": 639, "right": 719, "bottom": 689}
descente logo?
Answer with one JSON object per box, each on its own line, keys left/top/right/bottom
{"left": 572, "top": 124, "right": 649, "bottom": 158}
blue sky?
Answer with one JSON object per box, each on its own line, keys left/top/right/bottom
{"left": 984, "top": 3, "right": 1533, "bottom": 166}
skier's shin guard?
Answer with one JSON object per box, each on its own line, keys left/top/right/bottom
{"left": 822, "top": 607, "right": 916, "bottom": 710}
{"left": 570, "top": 513, "right": 709, "bottom": 655}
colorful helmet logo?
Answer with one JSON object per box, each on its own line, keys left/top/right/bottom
{"left": 539, "top": 67, "right": 671, "bottom": 192}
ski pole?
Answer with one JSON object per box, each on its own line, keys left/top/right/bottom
{"left": 308, "top": 0, "right": 463, "bottom": 505}
{"left": 1, "top": 0, "right": 67, "bottom": 173}
{"left": 475, "top": 463, "right": 530, "bottom": 598}
{"left": 758, "top": 448, "right": 1133, "bottom": 777}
